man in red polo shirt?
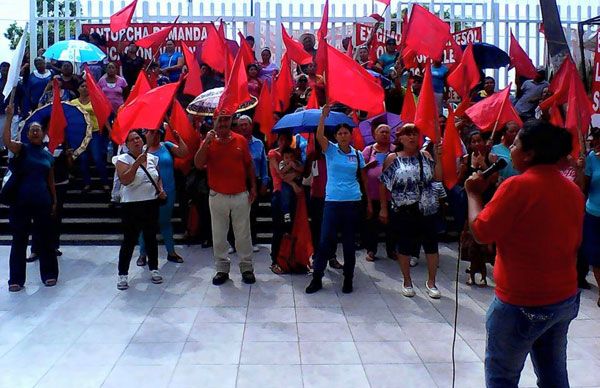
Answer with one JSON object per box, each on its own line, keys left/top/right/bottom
{"left": 465, "top": 121, "right": 584, "bottom": 388}
{"left": 194, "top": 114, "right": 257, "bottom": 285}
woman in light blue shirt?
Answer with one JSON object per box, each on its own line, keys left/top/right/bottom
{"left": 305, "top": 105, "right": 371, "bottom": 295}
{"left": 582, "top": 128, "right": 600, "bottom": 307}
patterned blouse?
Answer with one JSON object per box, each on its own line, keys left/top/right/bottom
{"left": 379, "top": 152, "right": 439, "bottom": 216}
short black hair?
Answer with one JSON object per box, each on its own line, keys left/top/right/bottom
{"left": 281, "top": 146, "right": 296, "bottom": 157}
{"left": 518, "top": 120, "right": 572, "bottom": 165}
{"left": 335, "top": 123, "right": 353, "bottom": 135}
{"left": 246, "top": 35, "right": 255, "bottom": 42}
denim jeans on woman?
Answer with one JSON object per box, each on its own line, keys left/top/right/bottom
{"left": 312, "top": 201, "right": 360, "bottom": 279}
{"left": 485, "top": 292, "right": 580, "bottom": 388}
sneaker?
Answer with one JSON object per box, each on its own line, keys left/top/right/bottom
{"left": 425, "top": 281, "right": 441, "bottom": 299}
{"left": 117, "top": 275, "right": 129, "bottom": 290}
{"left": 409, "top": 257, "right": 419, "bottom": 267}
{"left": 252, "top": 245, "right": 260, "bottom": 253}
{"left": 150, "top": 270, "right": 163, "bottom": 284}
{"left": 283, "top": 213, "right": 291, "bottom": 223}
{"left": 242, "top": 271, "right": 256, "bottom": 284}
{"left": 212, "top": 272, "right": 230, "bottom": 285}
{"left": 401, "top": 284, "right": 416, "bottom": 297}
{"left": 227, "top": 247, "right": 236, "bottom": 254}
{"left": 55, "top": 249, "right": 63, "bottom": 257}
{"left": 328, "top": 258, "right": 343, "bottom": 269}
{"left": 305, "top": 277, "right": 323, "bottom": 294}
{"left": 136, "top": 255, "right": 147, "bottom": 266}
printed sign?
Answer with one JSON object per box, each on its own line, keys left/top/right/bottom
{"left": 592, "top": 33, "right": 600, "bottom": 127}
{"left": 354, "top": 23, "right": 402, "bottom": 59}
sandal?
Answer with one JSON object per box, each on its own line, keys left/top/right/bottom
{"left": 8, "top": 284, "right": 23, "bottom": 292}
{"left": 136, "top": 255, "right": 147, "bottom": 266}
{"left": 270, "top": 264, "right": 284, "bottom": 274}
{"left": 44, "top": 279, "right": 57, "bottom": 287}
{"left": 366, "top": 252, "right": 376, "bottom": 262}
{"left": 167, "top": 253, "right": 184, "bottom": 263}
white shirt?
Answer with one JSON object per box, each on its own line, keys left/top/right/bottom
{"left": 113, "top": 153, "right": 160, "bottom": 203}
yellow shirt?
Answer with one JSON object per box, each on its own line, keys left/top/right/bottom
{"left": 71, "top": 98, "right": 99, "bottom": 132}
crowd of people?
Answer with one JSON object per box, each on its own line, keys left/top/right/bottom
{"left": 0, "top": 32, "right": 598, "bottom": 312}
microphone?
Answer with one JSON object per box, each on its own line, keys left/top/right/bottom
{"left": 481, "top": 158, "right": 508, "bottom": 178}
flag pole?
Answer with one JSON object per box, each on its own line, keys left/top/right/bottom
{"left": 489, "top": 86, "right": 510, "bottom": 142}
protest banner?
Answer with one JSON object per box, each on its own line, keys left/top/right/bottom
{"left": 82, "top": 23, "right": 212, "bottom": 63}
{"left": 592, "top": 32, "right": 600, "bottom": 128}
{"left": 354, "top": 23, "right": 402, "bottom": 59}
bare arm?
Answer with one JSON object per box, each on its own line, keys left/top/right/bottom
{"left": 378, "top": 153, "right": 398, "bottom": 224}
{"left": 2, "top": 105, "right": 21, "bottom": 156}
{"left": 116, "top": 156, "right": 144, "bottom": 186}
{"left": 168, "top": 130, "right": 189, "bottom": 158}
{"left": 316, "top": 104, "right": 331, "bottom": 153}
{"left": 194, "top": 131, "right": 215, "bottom": 170}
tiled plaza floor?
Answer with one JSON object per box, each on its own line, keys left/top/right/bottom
{"left": 0, "top": 243, "right": 599, "bottom": 388}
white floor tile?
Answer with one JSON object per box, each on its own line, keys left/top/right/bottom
{"left": 240, "top": 341, "right": 300, "bottom": 364}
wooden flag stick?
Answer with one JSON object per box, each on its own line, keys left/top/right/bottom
{"left": 489, "top": 89, "right": 509, "bottom": 142}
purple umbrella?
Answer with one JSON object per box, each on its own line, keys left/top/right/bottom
{"left": 358, "top": 112, "right": 402, "bottom": 145}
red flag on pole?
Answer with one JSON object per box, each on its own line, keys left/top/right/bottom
{"left": 124, "top": 70, "right": 152, "bottom": 107}
{"left": 509, "top": 31, "right": 538, "bottom": 79}
{"left": 548, "top": 104, "right": 564, "bottom": 128}
{"left": 315, "top": 36, "right": 328, "bottom": 76}
{"left": 84, "top": 65, "right": 113, "bottom": 132}
{"left": 345, "top": 39, "right": 354, "bottom": 58}
{"left": 400, "top": 81, "right": 417, "bottom": 123}
{"left": 324, "top": 42, "right": 385, "bottom": 116}
{"left": 110, "top": 0, "right": 138, "bottom": 33}
{"left": 317, "top": 0, "right": 329, "bottom": 41}
{"left": 112, "top": 82, "right": 180, "bottom": 144}
{"left": 48, "top": 79, "right": 67, "bottom": 154}
{"left": 181, "top": 41, "right": 203, "bottom": 96}
{"left": 446, "top": 43, "right": 479, "bottom": 100}
{"left": 414, "top": 64, "right": 440, "bottom": 142}
{"left": 306, "top": 89, "right": 319, "bottom": 109}
{"left": 215, "top": 51, "right": 251, "bottom": 116}
{"left": 200, "top": 23, "right": 231, "bottom": 75}
{"left": 441, "top": 106, "right": 462, "bottom": 189}
{"left": 238, "top": 31, "right": 256, "bottom": 66}
{"left": 272, "top": 54, "right": 294, "bottom": 112}
{"left": 282, "top": 25, "right": 313, "bottom": 65}
{"left": 375, "top": 0, "right": 391, "bottom": 5}
{"left": 465, "top": 85, "right": 523, "bottom": 132}
{"left": 254, "top": 82, "right": 276, "bottom": 145}
{"left": 136, "top": 17, "right": 179, "bottom": 49}
{"left": 539, "top": 57, "right": 576, "bottom": 111}
{"left": 403, "top": 4, "right": 452, "bottom": 61}
{"left": 167, "top": 99, "right": 200, "bottom": 174}
{"left": 565, "top": 71, "right": 594, "bottom": 157}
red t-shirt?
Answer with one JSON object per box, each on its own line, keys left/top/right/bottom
{"left": 205, "top": 132, "right": 252, "bottom": 194}
{"left": 471, "top": 165, "right": 584, "bottom": 306}
{"left": 268, "top": 149, "right": 283, "bottom": 192}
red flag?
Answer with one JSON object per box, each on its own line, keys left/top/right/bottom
{"left": 565, "top": 71, "right": 594, "bottom": 156}
{"left": 136, "top": 17, "right": 179, "bottom": 49}
{"left": 238, "top": 31, "right": 256, "bottom": 66}
{"left": 168, "top": 99, "right": 200, "bottom": 174}
{"left": 306, "top": 89, "right": 319, "bottom": 109}
{"left": 324, "top": 42, "right": 385, "bottom": 116}
{"left": 539, "top": 57, "right": 576, "bottom": 110}
{"left": 352, "top": 127, "right": 366, "bottom": 150}
{"left": 200, "top": 23, "right": 230, "bottom": 75}
{"left": 403, "top": 4, "right": 452, "bottom": 61}
{"left": 447, "top": 36, "right": 463, "bottom": 68}
{"left": 217, "top": 21, "right": 226, "bottom": 40}
{"left": 289, "top": 192, "right": 313, "bottom": 270}
{"left": 376, "top": 0, "right": 391, "bottom": 5}
{"left": 47, "top": 79, "right": 67, "bottom": 154}
{"left": 216, "top": 51, "right": 251, "bottom": 116}
{"left": 124, "top": 70, "right": 152, "bottom": 107}
{"left": 84, "top": 66, "right": 112, "bottom": 132}
{"left": 110, "top": 0, "right": 138, "bottom": 33}
{"left": 400, "top": 81, "right": 417, "bottom": 123}
{"left": 282, "top": 25, "right": 313, "bottom": 66}
{"left": 254, "top": 82, "right": 276, "bottom": 145}
{"left": 465, "top": 85, "right": 523, "bottom": 132}
{"left": 346, "top": 40, "right": 354, "bottom": 58}
{"left": 446, "top": 43, "right": 479, "bottom": 100}
{"left": 317, "top": 0, "right": 329, "bottom": 41}
{"left": 272, "top": 54, "right": 294, "bottom": 112}
{"left": 112, "top": 82, "right": 180, "bottom": 144}
{"left": 454, "top": 96, "right": 472, "bottom": 117}
{"left": 509, "top": 31, "right": 538, "bottom": 79}
{"left": 548, "top": 104, "right": 564, "bottom": 128}
{"left": 306, "top": 132, "right": 316, "bottom": 156}
{"left": 315, "top": 36, "right": 328, "bottom": 76}
{"left": 414, "top": 65, "right": 440, "bottom": 142}
{"left": 181, "top": 41, "right": 203, "bottom": 96}
{"left": 441, "top": 106, "right": 462, "bottom": 189}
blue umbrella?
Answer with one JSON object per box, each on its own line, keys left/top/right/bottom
{"left": 272, "top": 109, "right": 356, "bottom": 133}
{"left": 462, "top": 43, "right": 510, "bottom": 69}
{"left": 44, "top": 40, "right": 106, "bottom": 63}
{"left": 21, "top": 102, "right": 93, "bottom": 158}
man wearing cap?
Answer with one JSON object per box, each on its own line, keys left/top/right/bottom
{"left": 194, "top": 114, "right": 258, "bottom": 285}
{"left": 514, "top": 68, "right": 549, "bottom": 121}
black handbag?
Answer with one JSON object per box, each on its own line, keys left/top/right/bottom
{"left": 0, "top": 148, "right": 25, "bottom": 206}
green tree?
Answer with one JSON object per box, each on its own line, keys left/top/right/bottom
{"left": 3, "top": 22, "right": 24, "bottom": 49}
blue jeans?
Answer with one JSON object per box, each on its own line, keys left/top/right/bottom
{"left": 313, "top": 201, "right": 360, "bottom": 278}
{"left": 280, "top": 182, "right": 296, "bottom": 217}
{"left": 485, "top": 293, "right": 580, "bottom": 388}
{"left": 139, "top": 193, "right": 176, "bottom": 256}
{"left": 79, "top": 131, "right": 108, "bottom": 186}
